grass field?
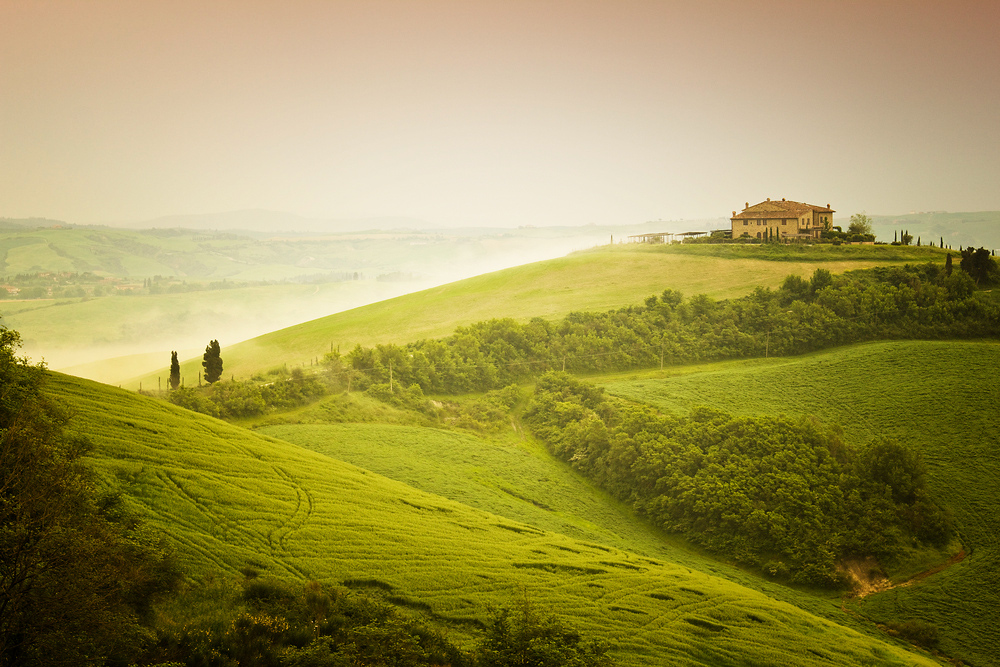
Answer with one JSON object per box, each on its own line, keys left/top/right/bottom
{"left": 130, "top": 243, "right": 947, "bottom": 389}
{"left": 44, "top": 371, "right": 938, "bottom": 666}
{"left": 253, "top": 414, "right": 913, "bottom": 638}
{"left": 598, "top": 340, "right": 1000, "bottom": 666}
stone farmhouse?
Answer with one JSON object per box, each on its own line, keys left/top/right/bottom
{"left": 731, "top": 199, "right": 834, "bottom": 240}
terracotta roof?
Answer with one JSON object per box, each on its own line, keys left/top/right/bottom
{"left": 731, "top": 199, "right": 834, "bottom": 220}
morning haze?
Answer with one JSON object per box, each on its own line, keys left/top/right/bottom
{"left": 2, "top": 1, "right": 998, "bottom": 227}
{"left": 2, "top": 2, "right": 999, "bottom": 666}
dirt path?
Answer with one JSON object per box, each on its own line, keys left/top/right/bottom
{"left": 894, "top": 549, "right": 966, "bottom": 590}
{"left": 844, "top": 550, "right": 966, "bottom": 599}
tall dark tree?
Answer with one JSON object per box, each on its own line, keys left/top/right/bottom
{"left": 945, "top": 253, "right": 953, "bottom": 276}
{"left": 202, "top": 339, "right": 223, "bottom": 384}
{"left": 960, "top": 246, "right": 1000, "bottom": 286}
{"left": 0, "top": 326, "right": 177, "bottom": 666}
{"left": 169, "top": 350, "right": 180, "bottom": 390}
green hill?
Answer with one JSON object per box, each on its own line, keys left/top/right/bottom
{"left": 44, "top": 371, "right": 937, "bottom": 666}
{"left": 135, "top": 243, "right": 946, "bottom": 389}
{"left": 598, "top": 340, "right": 1000, "bottom": 666}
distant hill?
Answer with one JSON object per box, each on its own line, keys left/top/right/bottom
{"left": 125, "top": 209, "right": 430, "bottom": 234}
{"left": 119, "top": 209, "right": 724, "bottom": 236}
{"left": 0, "top": 216, "right": 69, "bottom": 230}
{"left": 871, "top": 210, "right": 1000, "bottom": 249}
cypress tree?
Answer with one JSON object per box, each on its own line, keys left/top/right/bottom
{"left": 169, "top": 351, "right": 180, "bottom": 390}
{"left": 202, "top": 340, "right": 223, "bottom": 384}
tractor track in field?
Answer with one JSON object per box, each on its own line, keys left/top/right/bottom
{"left": 157, "top": 470, "right": 266, "bottom": 551}
{"left": 266, "top": 464, "right": 315, "bottom": 554}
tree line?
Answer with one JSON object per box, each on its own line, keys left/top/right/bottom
{"left": 326, "top": 259, "right": 999, "bottom": 396}
{"left": 522, "top": 372, "right": 952, "bottom": 586}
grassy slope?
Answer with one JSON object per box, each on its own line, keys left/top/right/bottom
{"left": 598, "top": 340, "right": 1000, "bottom": 666}
{"left": 134, "top": 244, "right": 946, "bottom": 389}
{"left": 46, "top": 371, "right": 936, "bottom": 667}
{"left": 254, "top": 416, "right": 884, "bottom": 636}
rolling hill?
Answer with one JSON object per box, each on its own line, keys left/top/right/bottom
{"left": 598, "top": 340, "right": 1000, "bottom": 666}
{"left": 134, "top": 243, "right": 948, "bottom": 389}
{"left": 44, "top": 370, "right": 938, "bottom": 666}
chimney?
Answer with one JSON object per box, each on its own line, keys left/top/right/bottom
{"left": 782, "top": 197, "right": 786, "bottom": 201}
{"left": 766, "top": 198, "right": 770, "bottom": 201}
{"left": 732, "top": 211, "right": 736, "bottom": 217}
{"left": 745, "top": 202, "right": 749, "bottom": 208}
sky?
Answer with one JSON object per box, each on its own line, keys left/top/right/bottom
{"left": 2, "top": 0, "right": 998, "bottom": 228}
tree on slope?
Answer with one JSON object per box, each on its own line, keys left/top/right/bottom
{"left": 202, "top": 339, "right": 223, "bottom": 384}
{"left": 0, "top": 326, "right": 178, "bottom": 666}
{"left": 169, "top": 350, "right": 180, "bottom": 390}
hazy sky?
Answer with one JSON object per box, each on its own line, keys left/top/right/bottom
{"left": 2, "top": 0, "right": 998, "bottom": 227}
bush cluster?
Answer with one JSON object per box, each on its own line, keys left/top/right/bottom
{"left": 168, "top": 367, "right": 327, "bottom": 419}
{"left": 523, "top": 373, "right": 952, "bottom": 587}
{"left": 146, "top": 576, "right": 614, "bottom": 667}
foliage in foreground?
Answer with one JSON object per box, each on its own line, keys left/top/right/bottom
{"left": 331, "top": 262, "right": 999, "bottom": 395}
{"left": 0, "top": 326, "right": 179, "bottom": 666}
{"left": 148, "top": 575, "right": 614, "bottom": 667}
{"left": 523, "top": 372, "right": 951, "bottom": 586}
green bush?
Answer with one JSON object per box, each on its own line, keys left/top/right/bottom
{"left": 475, "top": 597, "right": 614, "bottom": 667}
{"left": 885, "top": 619, "right": 939, "bottom": 649}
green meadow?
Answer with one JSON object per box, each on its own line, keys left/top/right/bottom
{"left": 44, "top": 371, "right": 937, "bottom": 666}
{"left": 19, "top": 241, "right": 992, "bottom": 665}
{"left": 598, "top": 340, "right": 1000, "bottom": 666}
{"left": 135, "top": 243, "right": 945, "bottom": 389}
{"left": 252, "top": 416, "right": 916, "bottom": 635}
